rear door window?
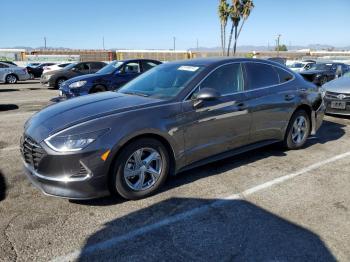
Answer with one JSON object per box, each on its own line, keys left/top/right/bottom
{"left": 274, "top": 66, "right": 294, "bottom": 83}
{"left": 244, "top": 62, "right": 279, "bottom": 90}
{"left": 141, "top": 61, "right": 160, "bottom": 72}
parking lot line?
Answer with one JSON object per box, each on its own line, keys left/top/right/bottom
{"left": 52, "top": 150, "right": 350, "bottom": 262}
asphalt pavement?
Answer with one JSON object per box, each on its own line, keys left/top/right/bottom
{"left": 0, "top": 80, "right": 349, "bottom": 262}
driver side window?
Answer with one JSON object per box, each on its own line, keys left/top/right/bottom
{"left": 198, "top": 63, "right": 244, "bottom": 95}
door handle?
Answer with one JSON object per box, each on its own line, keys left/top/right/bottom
{"left": 235, "top": 102, "right": 248, "bottom": 111}
{"left": 284, "top": 94, "right": 295, "bottom": 101}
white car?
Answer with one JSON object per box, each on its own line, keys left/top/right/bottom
{"left": 0, "top": 62, "right": 30, "bottom": 84}
{"left": 288, "top": 62, "right": 314, "bottom": 73}
{"left": 42, "top": 63, "right": 71, "bottom": 74}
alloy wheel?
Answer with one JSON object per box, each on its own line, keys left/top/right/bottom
{"left": 123, "top": 147, "right": 162, "bottom": 191}
{"left": 291, "top": 116, "right": 307, "bottom": 144}
{"left": 6, "top": 75, "right": 17, "bottom": 84}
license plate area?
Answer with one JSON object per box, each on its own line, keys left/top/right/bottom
{"left": 331, "top": 101, "right": 346, "bottom": 110}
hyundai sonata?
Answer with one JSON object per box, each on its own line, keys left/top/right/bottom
{"left": 21, "top": 58, "right": 325, "bottom": 200}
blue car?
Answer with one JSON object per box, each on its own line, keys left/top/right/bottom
{"left": 59, "top": 59, "right": 161, "bottom": 99}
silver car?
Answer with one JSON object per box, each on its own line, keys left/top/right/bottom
{"left": 323, "top": 72, "right": 350, "bottom": 115}
{"left": 0, "top": 62, "right": 30, "bottom": 84}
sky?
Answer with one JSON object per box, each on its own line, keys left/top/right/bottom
{"left": 1, "top": 0, "right": 349, "bottom": 50}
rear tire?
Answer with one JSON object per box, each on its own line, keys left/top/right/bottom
{"left": 110, "top": 138, "right": 170, "bottom": 200}
{"left": 5, "top": 74, "right": 17, "bottom": 84}
{"left": 319, "top": 76, "right": 327, "bottom": 86}
{"left": 284, "top": 109, "right": 311, "bottom": 150}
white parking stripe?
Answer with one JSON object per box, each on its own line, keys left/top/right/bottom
{"left": 52, "top": 151, "right": 350, "bottom": 262}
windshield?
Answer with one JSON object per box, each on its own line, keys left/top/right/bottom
{"left": 96, "top": 61, "right": 123, "bottom": 74}
{"left": 64, "top": 63, "right": 78, "bottom": 70}
{"left": 343, "top": 71, "right": 350, "bottom": 78}
{"left": 118, "top": 63, "right": 204, "bottom": 99}
{"left": 309, "top": 64, "right": 332, "bottom": 70}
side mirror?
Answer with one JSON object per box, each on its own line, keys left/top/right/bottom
{"left": 71, "top": 67, "right": 78, "bottom": 72}
{"left": 192, "top": 88, "right": 220, "bottom": 108}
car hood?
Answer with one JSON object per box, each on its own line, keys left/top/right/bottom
{"left": 25, "top": 92, "right": 164, "bottom": 142}
{"left": 323, "top": 77, "right": 350, "bottom": 94}
{"left": 63, "top": 73, "right": 108, "bottom": 86}
{"left": 300, "top": 70, "right": 326, "bottom": 75}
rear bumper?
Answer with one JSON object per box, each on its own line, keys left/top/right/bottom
{"left": 18, "top": 73, "right": 31, "bottom": 81}
{"left": 311, "top": 101, "right": 325, "bottom": 135}
{"left": 23, "top": 162, "right": 110, "bottom": 200}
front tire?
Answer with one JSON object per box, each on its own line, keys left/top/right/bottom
{"left": 90, "top": 85, "right": 106, "bottom": 93}
{"left": 110, "top": 138, "right": 170, "bottom": 200}
{"left": 284, "top": 110, "right": 310, "bottom": 150}
{"left": 319, "top": 76, "right": 327, "bottom": 86}
{"left": 56, "top": 78, "right": 66, "bottom": 89}
{"left": 5, "top": 74, "right": 17, "bottom": 84}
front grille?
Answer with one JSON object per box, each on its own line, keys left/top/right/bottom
{"left": 20, "top": 136, "right": 45, "bottom": 170}
{"left": 325, "top": 91, "right": 350, "bottom": 101}
{"left": 71, "top": 163, "right": 90, "bottom": 178}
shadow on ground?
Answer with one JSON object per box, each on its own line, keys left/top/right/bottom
{"left": 73, "top": 119, "right": 346, "bottom": 207}
{"left": 0, "top": 104, "right": 19, "bottom": 112}
{"left": 0, "top": 170, "right": 6, "bottom": 202}
{"left": 0, "top": 89, "right": 19, "bottom": 92}
{"left": 77, "top": 198, "right": 336, "bottom": 261}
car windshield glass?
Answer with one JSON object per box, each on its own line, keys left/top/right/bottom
{"left": 118, "top": 63, "right": 204, "bottom": 99}
{"left": 343, "top": 71, "right": 350, "bottom": 78}
{"left": 64, "top": 63, "right": 78, "bottom": 70}
{"left": 309, "top": 64, "right": 332, "bottom": 70}
{"left": 96, "top": 61, "right": 123, "bottom": 74}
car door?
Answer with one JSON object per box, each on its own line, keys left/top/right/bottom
{"left": 243, "top": 62, "right": 296, "bottom": 143}
{"left": 182, "top": 62, "right": 251, "bottom": 165}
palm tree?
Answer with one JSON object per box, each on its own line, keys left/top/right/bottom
{"left": 218, "top": 0, "right": 229, "bottom": 56}
{"left": 236, "top": 0, "right": 255, "bottom": 40}
{"left": 227, "top": 0, "right": 242, "bottom": 56}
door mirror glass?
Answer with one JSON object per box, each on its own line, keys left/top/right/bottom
{"left": 194, "top": 88, "right": 220, "bottom": 101}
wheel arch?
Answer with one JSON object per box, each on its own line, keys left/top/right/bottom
{"left": 284, "top": 104, "right": 313, "bottom": 139}
{"left": 89, "top": 84, "right": 107, "bottom": 94}
{"left": 108, "top": 132, "right": 177, "bottom": 179}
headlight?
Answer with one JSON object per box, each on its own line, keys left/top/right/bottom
{"left": 316, "top": 74, "right": 322, "bottom": 78}
{"left": 69, "top": 81, "right": 87, "bottom": 88}
{"left": 45, "top": 129, "right": 109, "bottom": 152}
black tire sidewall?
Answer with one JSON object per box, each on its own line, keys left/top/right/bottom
{"left": 56, "top": 78, "right": 66, "bottom": 89}
{"left": 284, "top": 110, "right": 310, "bottom": 150}
{"left": 92, "top": 85, "right": 106, "bottom": 93}
{"left": 111, "top": 138, "right": 170, "bottom": 200}
{"left": 6, "top": 74, "right": 17, "bottom": 84}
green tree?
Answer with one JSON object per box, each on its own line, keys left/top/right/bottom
{"left": 225, "top": 0, "right": 254, "bottom": 56}
{"left": 275, "top": 44, "right": 288, "bottom": 51}
{"left": 218, "top": 0, "right": 230, "bottom": 56}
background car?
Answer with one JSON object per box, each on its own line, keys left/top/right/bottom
{"left": 0, "top": 61, "right": 18, "bottom": 66}
{"left": 21, "top": 58, "right": 324, "bottom": 200}
{"left": 27, "top": 63, "right": 41, "bottom": 68}
{"left": 40, "top": 61, "right": 106, "bottom": 89}
{"left": 27, "top": 63, "right": 56, "bottom": 79}
{"left": 42, "top": 63, "right": 71, "bottom": 74}
{"left": 322, "top": 72, "right": 350, "bottom": 115}
{"left": 59, "top": 59, "right": 161, "bottom": 99}
{"left": 300, "top": 62, "right": 349, "bottom": 86}
{"left": 288, "top": 61, "right": 315, "bottom": 72}
{"left": 0, "top": 62, "right": 30, "bottom": 84}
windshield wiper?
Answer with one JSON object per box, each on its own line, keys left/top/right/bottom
{"left": 122, "top": 91, "right": 149, "bottom": 97}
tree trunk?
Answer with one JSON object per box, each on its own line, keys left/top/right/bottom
{"left": 233, "top": 24, "right": 238, "bottom": 55}
{"left": 227, "top": 24, "right": 234, "bottom": 56}
{"left": 220, "top": 24, "right": 224, "bottom": 56}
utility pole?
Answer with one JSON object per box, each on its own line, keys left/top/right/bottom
{"left": 276, "top": 34, "right": 281, "bottom": 56}
{"left": 173, "top": 37, "right": 176, "bottom": 51}
{"left": 196, "top": 38, "right": 199, "bottom": 51}
{"left": 44, "top": 37, "right": 47, "bottom": 49}
{"left": 102, "top": 37, "right": 105, "bottom": 50}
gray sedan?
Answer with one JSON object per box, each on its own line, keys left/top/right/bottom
{"left": 323, "top": 72, "right": 350, "bottom": 115}
{"left": 21, "top": 58, "right": 325, "bottom": 200}
{"left": 0, "top": 62, "right": 30, "bottom": 84}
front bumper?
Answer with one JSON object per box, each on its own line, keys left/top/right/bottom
{"left": 40, "top": 76, "right": 54, "bottom": 87}
{"left": 21, "top": 137, "right": 111, "bottom": 199}
{"left": 324, "top": 99, "right": 350, "bottom": 116}
{"left": 23, "top": 162, "right": 110, "bottom": 199}
{"left": 60, "top": 84, "right": 89, "bottom": 99}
